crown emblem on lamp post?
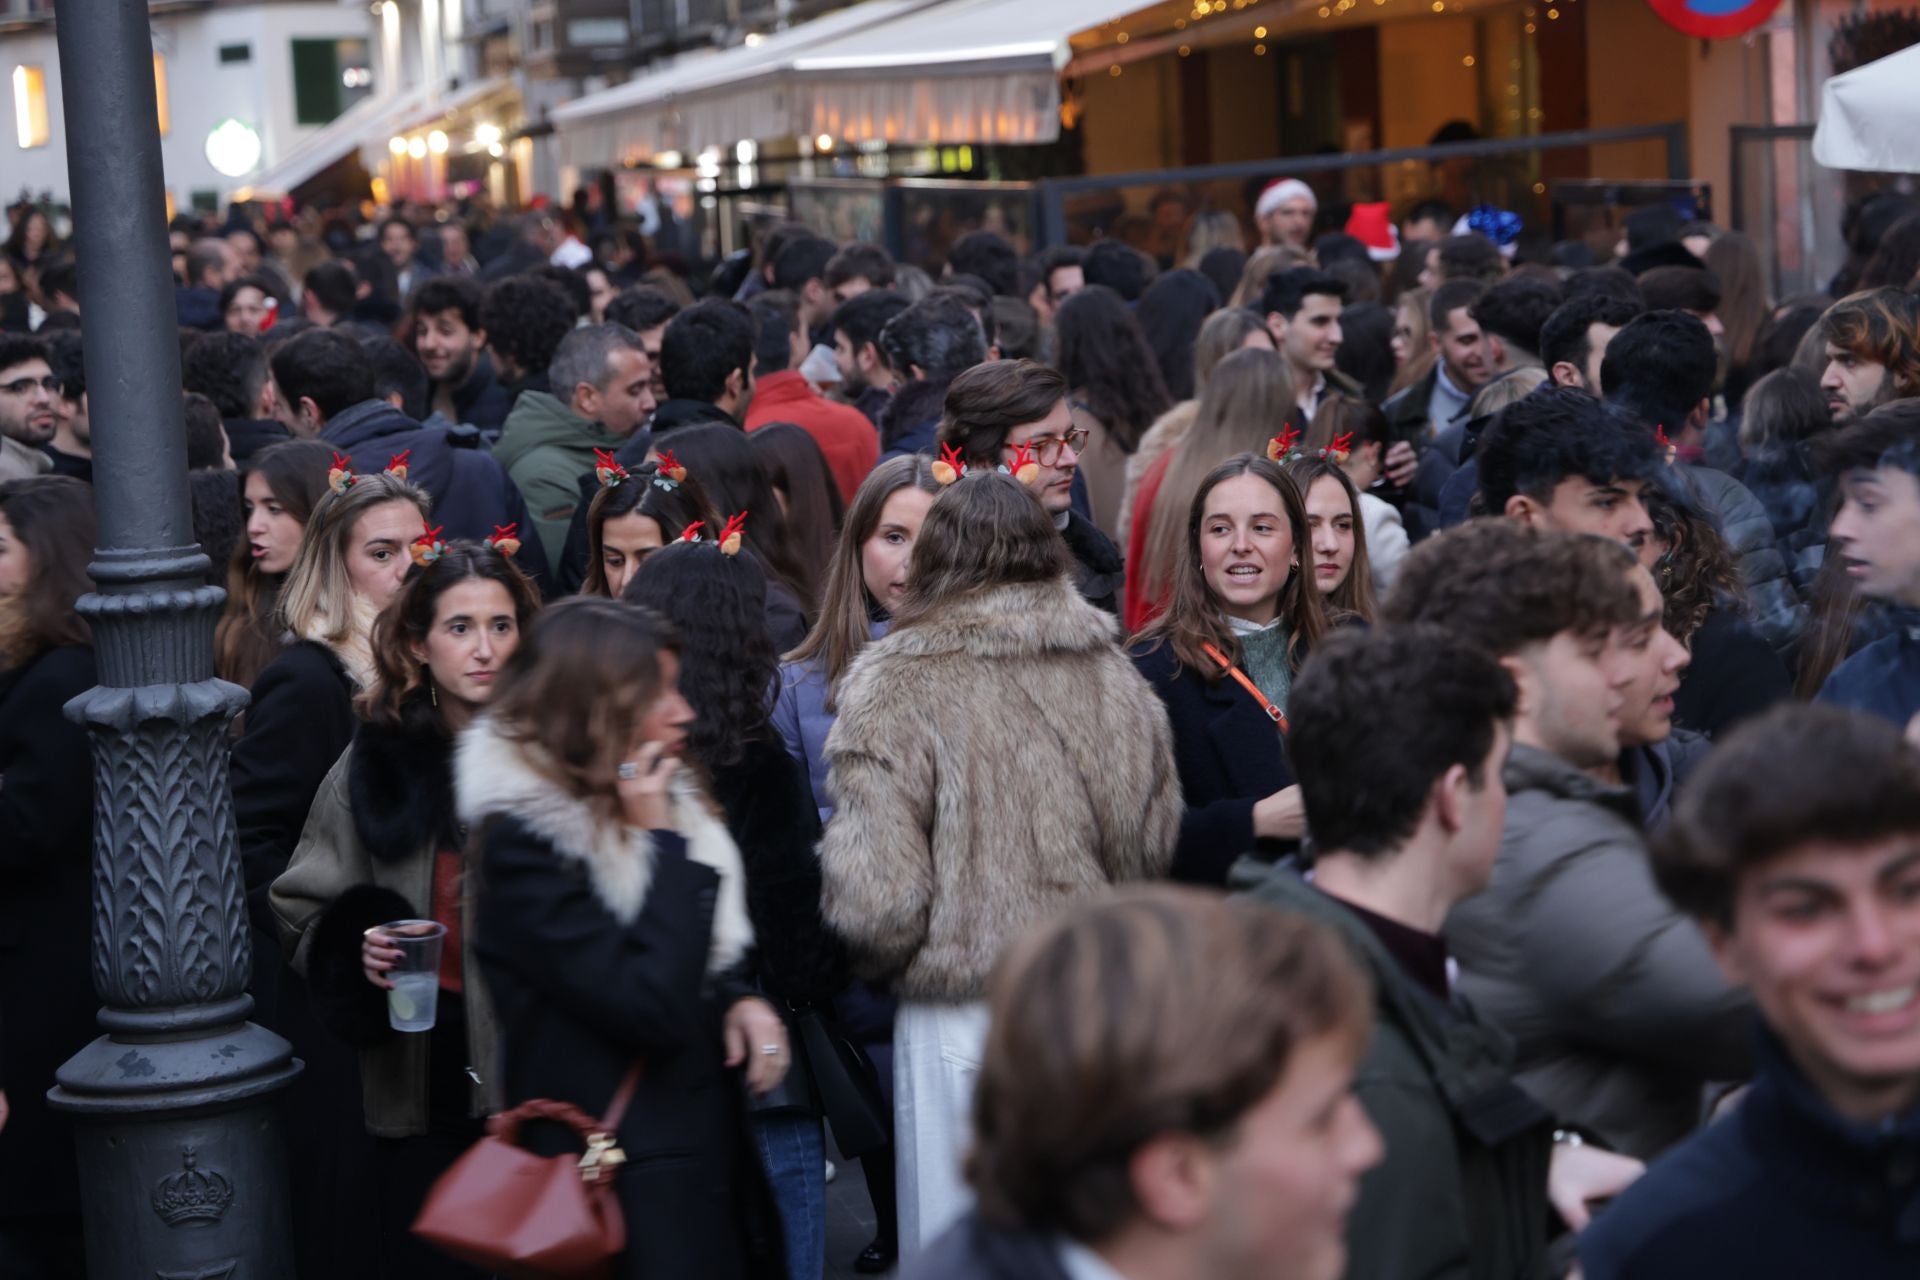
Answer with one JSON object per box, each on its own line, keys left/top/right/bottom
{"left": 151, "top": 1148, "right": 235, "bottom": 1227}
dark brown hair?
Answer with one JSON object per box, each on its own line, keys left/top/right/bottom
{"left": 581, "top": 460, "right": 718, "bottom": 598}
{"left": 936, "top": 359, "right": 1070, "bottom": 465}
{"left": 1656, "top": 703, "right": 1920, "bottom": 928}
{"left": 891, "top": 472, "right": 1071, "bottom": 628}
{"left": 1644, "top": 481, "right": 1744, "bottom": 645}
{"left": 1382, "top": 519, "right": 1643, "bottom": 658}
{"left": 214, "top": 439, "right": 334, "bottom": 688}
{"left": 1818, "top": 287, "right": 1920, "bottom": 398}
{"left": 0, "top": 476, "right": 95, "bottom": 667}
{"left": 485, "top": 596, "right": 680, "bottom": 804}
{"left": 1132, "top": 455, "right": 1328, "bottom": 680}
{"left": 749, "top": 422, "right": 846, "bottom": 580}
{"left": 967, "top": 884, "right": 1370, "bottom": 1240}
{"left": 360, "top": 541, "right": 542, "bottom": 731}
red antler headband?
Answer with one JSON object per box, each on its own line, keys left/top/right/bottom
{"left": 932, "top": 443, "right": 967, "bottom": 486}
{"left": 327, "top": 451, "right": 356, "bottom": 494}
{"left": 677, "top": 520, "right": 707, "bottom": 543}
{"left": 1266, "top": 426, "right": 1302, "bottom": 463}
{"left": 1001, "top": 441, "right": 1040, "bottom": 486}
{"left": 1322, "top": 431, "right": 1355, "bottom": 464}
{"left": 487, "top": 523, "right": 522, "bottom": 558}
{"left": 652, "top": 449, "right": 687, "bottom": 490}
{"left": 594, "top": 448, "right": 630, "bottom": 489}
{"left": 386, "top": 449, "right": 411, "bottom": 481}
{"left": 410, "top": 525, "right": 448, "bottom": 567}
{"left": 718, "top": 511, "right": 749, "bottom": 556}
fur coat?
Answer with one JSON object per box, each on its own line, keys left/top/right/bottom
{"left": 819, "top": 576, "right": 1181, "bottom": 1003}
{"left": 454, "top": 715, "right": 753, "bottom": 975}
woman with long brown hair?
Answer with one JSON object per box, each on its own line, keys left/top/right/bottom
{"left": 1130, "top": 455, "right": 1328, "bottom": 884}
{"left": 1125, "top": 346, "right": 1296, "bottom": 630}
{"left": 214, "top": 439, "right": 333, "bottom": 689}
{"left": 461, "top": 597, "right": 791, "bottom": 1279}
{"left": 272, "top": 538, "right": 540, "bottom": 1279}
{"left": 1053, "top": 284, "right": 1173, "bottom": 537}
{"left": 578, "top": 455, "right": 717, "bottom": 599}
{"left": 0, "top": 477, "right": 96, "bottom": 1269}
{"left": 1284, "top": 454, "right": 1378, "bottom": 625}
{"left": 1704, "top": 231, "right": 1771, "bottom": 407}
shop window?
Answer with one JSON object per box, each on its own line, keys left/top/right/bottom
{"left": 290, "top": 37, "right": 373, "bottom": 126}
{"left": 11, "top": 64, "right": 47, "bottom": 149}
{"left": 219, "top": 43, "right": 252, "bottom": 64}
{"left": 566, "top": 17, "right": 629, "bottom": 45}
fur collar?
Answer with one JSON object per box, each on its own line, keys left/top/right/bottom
{"left": 879, "top": 577, "right": 1118, "bottom": 662}
{"left": 454, "top": 716, "right": 752, "bottom": 973}
{"left": 349, "top": 716, "right": 461, "bottom": 863}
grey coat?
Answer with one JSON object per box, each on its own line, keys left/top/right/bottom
{"left": 1444, "top": 743, "right": 1753, "bottom": 1159}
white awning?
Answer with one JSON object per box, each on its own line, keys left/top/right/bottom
{"left": 1814, "top": 45, "right": 1920, "bottom": 172}
{"left": 234, "top": 76, "right": 516, "bottom": 199}
{"left": 236, "top": 87, "right": 435, "bottom": 199}
{"left": 553, "top": 0, "right": 1153, "bottom": 166}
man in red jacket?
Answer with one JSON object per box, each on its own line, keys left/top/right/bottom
{"left": 744, "top": 290, "right": 878, "bottom": 503}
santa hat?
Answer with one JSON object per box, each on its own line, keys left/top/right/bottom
{"left": 1345, "top": 202, "right": 1400, "bottom": 262}
{"left": 1256, "top": 178, "right": 1316, "bottom": 221}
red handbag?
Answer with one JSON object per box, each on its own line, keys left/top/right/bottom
{"left": 413, "top": 1062, "right": 642, "bottom": 1279}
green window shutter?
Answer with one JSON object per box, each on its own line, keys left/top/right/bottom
{"left": 291, "top": 39, "right": 339, "bottom": 126}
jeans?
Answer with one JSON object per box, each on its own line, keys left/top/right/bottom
{"left": 753, "top": 1110, "right": 825, "bottom": 1280}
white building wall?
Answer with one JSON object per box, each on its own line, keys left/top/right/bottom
{"left": 1, "top": 1, "right": 375, "bottom": 208}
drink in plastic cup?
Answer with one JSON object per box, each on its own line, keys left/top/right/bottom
{"left": 380, "top": 919, "right": 446, "bottom": 1032}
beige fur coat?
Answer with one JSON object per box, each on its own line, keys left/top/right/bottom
{"left": 819, "top": 576, "right": 1181, "bottom": 1002}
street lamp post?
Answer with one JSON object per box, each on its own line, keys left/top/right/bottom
{"left": 46, "top": 0, "right": 300, "bottom": 1272}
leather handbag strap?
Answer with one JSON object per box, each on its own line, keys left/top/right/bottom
{"left": 599, "top": 1060, "right": 645, "bottom": 1132}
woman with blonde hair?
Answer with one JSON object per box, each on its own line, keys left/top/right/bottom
{"left": 1130, "top": 455, "right": 1328, "bottom": 884}
{"left": 1229, "top": 243, "right": 1313, "bottom": 308}
{"left": 1182, "top": 208, "right": 1246, "bottom": 268}
{"left": 1388, "top": 285, "right": 1438, "bottom": 397}
{"left": 1124, "top": 345, "right": 1296, "bottom": 630}
{"left": 820, "top": 471, "right": 1179, "bottom": 1256}
{"left": 460, "top": 597, "right": 790, "bottom": 1278}
{"left": 1121, "top": 307, "right": 1277, "bottom": 540}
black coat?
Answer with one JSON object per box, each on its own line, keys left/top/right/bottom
{"left": 709, "top": 737, "right": 847, "bottom": 1009}
{"left": 223, "top": 417, "right": 292, "bottom": 464}
{"left": 231, "top": 640, "right": 356, "bottom": 933}
{"left": 1673, "top": 608, "right": 1793, "bottom": 738}
{"left": 1063, "top": 510, "right": 1124, "bottom": 618}
{"left": 1130, "top": 641, "right": 1294, "bottom": 885}
{"left": 319, "top": 399, "right": 551, "bottom": 591}
{"left": 0, "top": 645, "right": 96, "bottom": 1224}
{"left": 474, "top": 815, "right": 787, "bottom": 1280}
{"left": 448, "top": 353, "right": 515, "bottom": 436}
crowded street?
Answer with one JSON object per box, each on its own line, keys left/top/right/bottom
{"left": 4, "top": 0, "right": 1920, "bottom": 1276}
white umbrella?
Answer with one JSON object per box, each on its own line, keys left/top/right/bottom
{"left": 1814, "top": 44, "right": 1920, "bottom": 172}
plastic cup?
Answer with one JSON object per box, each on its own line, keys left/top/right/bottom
{"left": 379, "top": 919, "right": 446, "bottom": 1033}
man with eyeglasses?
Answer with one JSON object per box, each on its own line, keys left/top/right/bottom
{"left": 0, "top": 336, "right": 58, "bottom": 482}
{"left": 937, "top": 358, "right": 1122, "bottom": 615}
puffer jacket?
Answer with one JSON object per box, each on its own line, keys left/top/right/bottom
{"left": 1675, "top": 464, "right": 1804, "bottom": 657}
{"left": 819, "top": 577, "right": 1180, "bottom": 1002}
{"left": 1444, "top": 743, "right": 1753, "bottom": 1159}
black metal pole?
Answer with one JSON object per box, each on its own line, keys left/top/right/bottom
{"left": 47, "top": 0, "right": 300, "bottom": 1272}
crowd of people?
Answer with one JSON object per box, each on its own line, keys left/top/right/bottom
{"left": 3, "top": 177, "right": 1920, "bottom": 1280}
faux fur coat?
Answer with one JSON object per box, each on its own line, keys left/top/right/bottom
{"left": 819, "top": 577, "right": 1181, "bottom": 1003}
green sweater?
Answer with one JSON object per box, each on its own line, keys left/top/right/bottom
{"left": 1229, "top": 617, "right": 1293, "bottom": 712}
{"left": 493, "top": 391, "right": 631, "bottom": 576}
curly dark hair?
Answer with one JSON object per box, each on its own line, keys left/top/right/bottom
{"left": 479, "top": 275, "right": 577, "bottom": 380}
{"left": 1644, "top": 478, "right": 1745, "bottom": 645}
{"left": 621, "top": 540, "right": 775, "bottom": 770}
{"left": 1053, "top": 285, "right": 1172, "bottom": 452}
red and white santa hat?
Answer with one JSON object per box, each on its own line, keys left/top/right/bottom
{"left": 1255, "top": 178, "right": 1317, "bottom": 221}
{"left": 1345, "top": 202, "right": 1401, "bottom": 262}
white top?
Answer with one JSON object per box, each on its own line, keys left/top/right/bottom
{"left": 1359, "top": 490, "right": 1409, "bottom": 593}
{"left": 1058, "top": 1238, "right": 1132, "bottom": 1280}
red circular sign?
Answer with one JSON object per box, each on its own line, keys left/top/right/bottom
{"left": 1646, "top": 0, "right": 1780, "bottom": 38}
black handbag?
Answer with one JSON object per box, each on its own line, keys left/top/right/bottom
{"left": 795, "top": 1009, "right": 890, "bottom": 1159}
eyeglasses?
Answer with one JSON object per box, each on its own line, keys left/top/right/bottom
{"left": 0, "top": 374, "right": 59, "bottom": 396}
{"left": 1011, "top": 426, "right": 1090, "bottom": 467}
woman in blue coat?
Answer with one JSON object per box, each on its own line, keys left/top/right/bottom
{"left": 1129, "top": 454, "right": 1329, "bottom": 884}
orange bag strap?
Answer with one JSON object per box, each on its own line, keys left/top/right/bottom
{"left": 1202, "top": 643, "right": 1289, "bottom": 735}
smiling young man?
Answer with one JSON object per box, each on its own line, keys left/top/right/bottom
{"left": 1817, "top": 402, "right": 1920, "bottom": 727}
{"left": 1476, "top": 385, "right": 1659, "bottom": 545}
{"left": 1579, "top": 703, "right": 1920, "bottom": 1279}
{"left": 1385, "top": 519, "right": 1753, "bottom": 1158}
{"left": 1817, "top": 288, "right": 1920, "bottom": 425}
{"left": 939, "top": 359, "right": 1123, "bottom": 614}
{"left": 1385, "top": 279, "right": 1490, "bottom": 448}
{"left": 410, "top": 277, "right": 512, "bottom": 434}
{"left": 1261, "top": 268, "right": 1356, "bottom": 422}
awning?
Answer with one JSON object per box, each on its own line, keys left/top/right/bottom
{"left": 553, "top": 0, "right": 1152, "bottom": 166}
{"left": 234, "top": 76, "right": 516, "bottom": 199}
{"left": 1814, "top": 44, "right": 1920, "bottom": 172}
{"left": 236, "top": 86, "right": 435, "bottom": 199}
